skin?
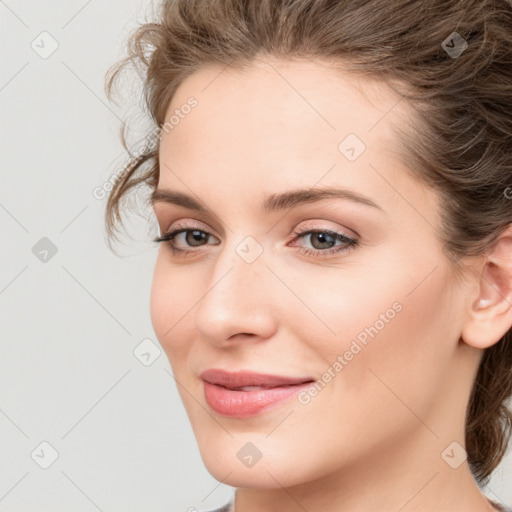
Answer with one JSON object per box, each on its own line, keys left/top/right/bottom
{"left": 149, "top": 57, "right": 512, "bottom": 512}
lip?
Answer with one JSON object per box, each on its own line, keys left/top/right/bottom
{"left": 200, "top": 369, "right": 315, "bottom": 417}
{"left": 200, "top": 369, "right": 315, "bottom": 388}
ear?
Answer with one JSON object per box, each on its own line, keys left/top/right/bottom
{"left": 461, "top": 224, "right": 512, "bottom": 349}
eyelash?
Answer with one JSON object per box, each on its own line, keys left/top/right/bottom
{"left": 153, "top": 222, "right": 358, "bottom": 259}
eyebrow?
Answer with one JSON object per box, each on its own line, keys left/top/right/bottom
{"left": 150, "top": 186, "right": 384, "bottom": 213}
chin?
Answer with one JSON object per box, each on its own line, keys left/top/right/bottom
{"left": 203, "top": 458, "right": 297, "bottom": 489}
{"left": 196, "top": 435, "right": 313, "bottom": 489}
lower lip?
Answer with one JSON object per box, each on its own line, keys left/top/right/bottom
{"left": 203, "top": 381, "right": 313, "bottom": 417}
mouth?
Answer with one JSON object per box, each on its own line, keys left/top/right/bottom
{"left": 200, "top": 369, "right": 315, "bottom": 388}
{"left": 200, "top": 369, "right": 316, "bottom": 417}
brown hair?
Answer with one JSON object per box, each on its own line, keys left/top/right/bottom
{"left": 104, "top": 0, "right": 512, "bottom": 486}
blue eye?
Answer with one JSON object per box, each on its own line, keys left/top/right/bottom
{"left": 290, "top": 229, "right": 358, "bottom": 257}
{"left": 153, "top": 225, "right": 358, "bottom": 258}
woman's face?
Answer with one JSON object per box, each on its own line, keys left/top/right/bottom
{"left": 150, "top": 58, "right": 477, "bottom": 489}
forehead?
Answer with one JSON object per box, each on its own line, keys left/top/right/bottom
{"left": 155, "top": 57, "right": 434, "bottom": 225}
{"left": 161, "top": 57, "right": 409, "bottom": 163}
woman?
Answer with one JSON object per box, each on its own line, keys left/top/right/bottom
{"left": 104, "top": 0, "right": 512, "bottom": 510}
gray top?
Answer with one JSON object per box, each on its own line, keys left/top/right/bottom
{"left": 202, "top": 492, "right": 512, "bottom": 512}
{"left": 490, "top": 499, "right": 512, "bottom": 512}
{"left": 202, "top": 490, "right": 235, "bottom": 512}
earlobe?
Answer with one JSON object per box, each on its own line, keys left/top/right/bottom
{"left": 460, "top": 225, "right": 512, "bottom": 350}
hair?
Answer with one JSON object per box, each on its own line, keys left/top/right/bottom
{"left": 104, "top": 0, "right": 512, "bottom": 486}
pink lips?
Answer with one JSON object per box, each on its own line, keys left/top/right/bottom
{"left": 200, "top": 369, "right": 315, "bottom": 417}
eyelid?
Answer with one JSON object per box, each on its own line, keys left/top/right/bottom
{"left": 291, "top": 219, "right": 359, "bottom": 240}
{"left": 154, "top": 207, "right": 226, "bottom": 239}
{"left": 158, "top": 219, "right": 217, "bottom": 238}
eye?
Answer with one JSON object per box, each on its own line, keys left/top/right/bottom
{"left": 153, "top": 224, "right": 359, "bottom": 258}
{"left": 289, "top": 228, "right": 358, "bottom": 258}
{"left": 153, "top": 222, "right": 219, "bottom": 255}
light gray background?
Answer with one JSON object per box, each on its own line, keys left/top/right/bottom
{"left": 0, "top": 1, "right": 510, "bottom": 511}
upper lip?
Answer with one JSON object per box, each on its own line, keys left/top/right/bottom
{"left": 200, "top": 369, "right": 315, "bottom": 389}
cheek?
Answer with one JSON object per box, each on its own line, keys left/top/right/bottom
{"left": 318, "top": 260, "right": 457, "bottom": 418}
{"left": 149, "top": 253, "right": 196, "bottom": 358}
{"left": 271, "top": 261, "right": 459, "bottom": 473}
{"left": 289, "top": 244, "right": 457, "bottom": 397}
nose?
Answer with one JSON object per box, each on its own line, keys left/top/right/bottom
{"left": 194, "top": 241, "right": 278, "bottom": 347}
